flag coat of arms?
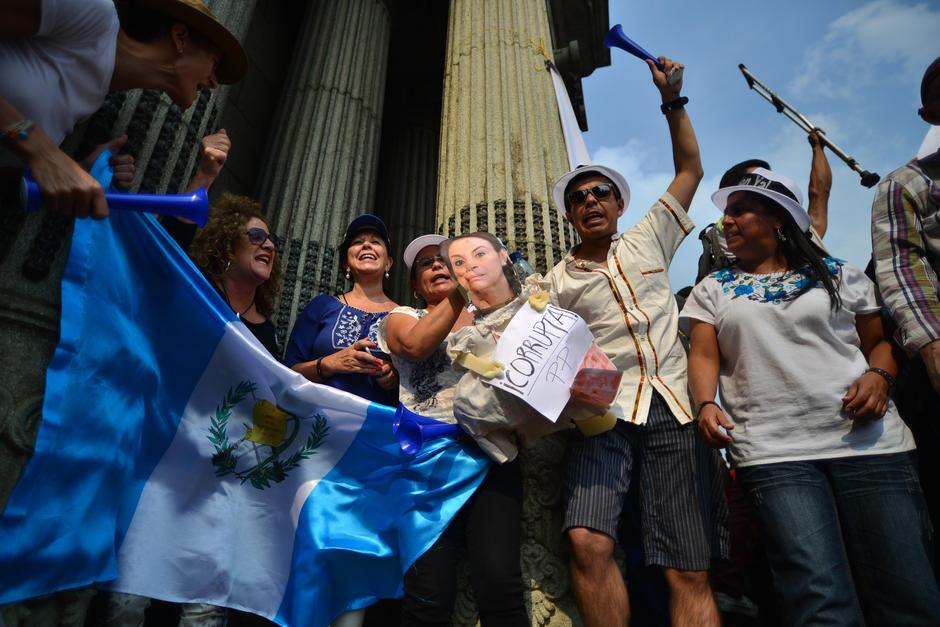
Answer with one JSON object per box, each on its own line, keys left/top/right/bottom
{"left": 0, "top": 209, "right": 489, "bottom": 626}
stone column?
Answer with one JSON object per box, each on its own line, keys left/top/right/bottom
{"left": 375, "top": 122, "right": 439, "bottom": 304}
{"left": 436, "top": 0, "right": 578, "bottom": 275}
{"left": 256, "top": 0, "right": 391, "bottom": 342}
{"left": 438, "top": 2, "right": 582, "bottom": 625}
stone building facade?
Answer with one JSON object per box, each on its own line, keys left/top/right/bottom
{"left": 0, "top": 1, "right": 610, "bottom": 625}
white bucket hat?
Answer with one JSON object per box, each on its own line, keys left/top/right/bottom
{"left": 711, "top": 167, "right": 810, "bottom": 231}
{"left": 551, "top": 164, "right": 631, "bottom": 213}
{"left": 403, "top": 234, "right": 447, "bottom": 269}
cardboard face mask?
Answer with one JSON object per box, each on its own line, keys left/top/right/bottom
{"left": 444, "top": 234, "right": 520, "bottom": 307}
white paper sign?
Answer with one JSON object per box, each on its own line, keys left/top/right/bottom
{"left": 490, "top": 303, "right": 594, "bottom": 422}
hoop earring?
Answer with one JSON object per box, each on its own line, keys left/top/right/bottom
{"left": 776, "top": 228, "right": 787, "bottom": 242}
{"left": 345, "top": 268, "right": 350, "bottom": 281}
{"left": 413, "top": 291, "right": 420, "bottom": 301}
{"left": 224, "top": 260, "right": 231, "bottom": 273}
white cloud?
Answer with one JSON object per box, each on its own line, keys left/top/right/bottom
{"left": 791, "top": 0, "right": 940, "bottom": 100}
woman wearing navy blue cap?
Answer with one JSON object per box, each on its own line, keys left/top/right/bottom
{"left": 284, "top": 214, "right": 399, "bottom": 406}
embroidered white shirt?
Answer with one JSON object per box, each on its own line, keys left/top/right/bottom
{"left": 547, "top": 191, "right": 695, "bottom": 425}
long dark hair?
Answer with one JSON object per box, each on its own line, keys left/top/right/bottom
{"left": 756, "top": 195, "right": 841, "bottom": 309}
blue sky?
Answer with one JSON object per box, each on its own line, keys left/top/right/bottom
{"left": 579, "top": 0, "right": 939, "bottom": 288}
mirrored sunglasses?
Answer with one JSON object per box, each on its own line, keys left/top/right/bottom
{"left": 246, "top": 227, "right": 279, "bottom": 251}
{"left": 566, "top": 183, "right": 615, "bottom": 207}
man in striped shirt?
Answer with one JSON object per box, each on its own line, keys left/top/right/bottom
{"left": 870, "top": 54, "right": 940, "bottom": 564}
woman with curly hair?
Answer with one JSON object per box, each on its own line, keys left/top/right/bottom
{"left": 187, "top": 193, "right": 282, "bottom": 356}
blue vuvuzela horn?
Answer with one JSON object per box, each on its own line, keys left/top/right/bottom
{"left": 394, "top": 404, "right": 461, "bottom": 456}
{"left": 20, "top": 175, "right": 210, "bottom": 227}
{"left": 603, "top": 24, "right": 665, "bottom": 71}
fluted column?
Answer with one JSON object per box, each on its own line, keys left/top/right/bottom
{"left": 436, "top": 0, "right": 578, "bottom": 275}
{"left": 256, "top": 0, "right": 391, "bottom": 341}
{"left": 438, "top": 2, "right": 582, "bottom": 625}
{"left": 375, "top": 123, "right": 439, "bottom": 304}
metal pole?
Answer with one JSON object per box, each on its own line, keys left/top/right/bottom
{"left": 738, "top": 64, "right": 880, "bottom": 188}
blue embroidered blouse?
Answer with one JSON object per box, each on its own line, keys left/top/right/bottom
{"left": 284, "top": 294, "right": 397, "bottom": 406}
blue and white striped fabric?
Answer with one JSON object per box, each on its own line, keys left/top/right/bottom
{"left": 0, "top": 209, "right": 489, "bottom": 626}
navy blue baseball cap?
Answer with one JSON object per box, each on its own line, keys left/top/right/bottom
{"left": 342, "top": 214, "right": 391, "bottom": 247}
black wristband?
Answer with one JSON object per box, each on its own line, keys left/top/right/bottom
{"left": 660, "top": 96, "right": 689, "bottom": 115}
{"left": 696, "top": 400, "right": 720, "bottom": 417}
{"left": 865, "top": 367, "right": 896, "bottom": 390}
{"left": 316, "top": 358, "right": 327, "bottom": 380}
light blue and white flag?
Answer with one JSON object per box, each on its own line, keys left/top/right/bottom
{"left": 0, "top": 209, "right": 489, "bottom": 626}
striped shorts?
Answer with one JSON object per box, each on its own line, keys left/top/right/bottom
{"left": 564, "top": 392, "right": 728, "bottom": 571}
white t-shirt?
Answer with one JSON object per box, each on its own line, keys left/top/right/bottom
{"left": 377, "top": 307, "right": 461, "bottom": 424}
{"left": 0, "top": 0, "right": 119, "bottom": 164}
{"left": 681, "top": 258, "right": 915, "bottom": 468}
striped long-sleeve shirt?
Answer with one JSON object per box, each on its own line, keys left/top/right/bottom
{"left": 871, "top": 150, "right": 940, "bottom": 356}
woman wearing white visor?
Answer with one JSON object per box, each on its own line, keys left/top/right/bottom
{"left": 379, "top": 234, "right": 527, "bottom": 626}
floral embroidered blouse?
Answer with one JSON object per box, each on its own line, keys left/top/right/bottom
{"left": 284, "top": 294, "right": 397, "bottom": 406}
{"left": 681, "top": 258, "right": 915, "bottom": 468}
{"left": 710, "top": 256, "right": 844, "bottom": 304}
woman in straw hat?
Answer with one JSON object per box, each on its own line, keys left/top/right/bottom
{"left": 0, "top": 0, "right": 247, "bottom": 219}
{"left": 682, "top": 167, "right": 940, "bottom": 625}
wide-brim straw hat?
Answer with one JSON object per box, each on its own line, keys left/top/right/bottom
{"left": 134, "top": 0, "right": 247, "bottom": 84}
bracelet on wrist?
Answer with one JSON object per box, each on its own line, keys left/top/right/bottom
{"left": 2, "top": 119, "right": 35, "bottom": 143}
{"left": 696, "top": 400, "right": 720, "bottom": 417}
{"left": 865, "top": 367, "right": 895, "bottom": 390}
{"left": 660, "top": 96, "right": 689, "bottom": 115}
{"left": 315, "top": 358, "right": 327, "bottom": 380}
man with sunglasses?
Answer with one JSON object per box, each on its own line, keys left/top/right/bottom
{"left": 546, "top": 56, "right": 724, "bottom": 627}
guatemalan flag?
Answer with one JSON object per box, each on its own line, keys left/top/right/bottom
{"left": 0, "top": 208, "right": 489, "bottom": 625}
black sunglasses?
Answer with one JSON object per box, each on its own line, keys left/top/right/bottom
{"left": 566, "top": 183, "right": 616, "bottom": 207}
{"left": 415, "top": 254, "right": 446, "bottom": 270}
{"left": 246, "top": 227, "right": 280, "bottom": 251}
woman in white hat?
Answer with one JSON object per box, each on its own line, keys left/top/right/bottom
{"left": 0, "top": 0, "right": 247, "bottom": 219}
{"left": 682, "top": 168, "right": 940, "bottom": 624}
{"left": 379, "top": 234, "right": 528, "bottom": 626}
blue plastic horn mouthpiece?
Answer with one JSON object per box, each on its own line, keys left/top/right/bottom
{"left": 394, "top": 404, "right": 461, "bottom": 456}
{"left": 603, "top": 24, "right": 665, "bottom": 71}
{"left": 19, "top": 150, "right": 209, "bottom": 226}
